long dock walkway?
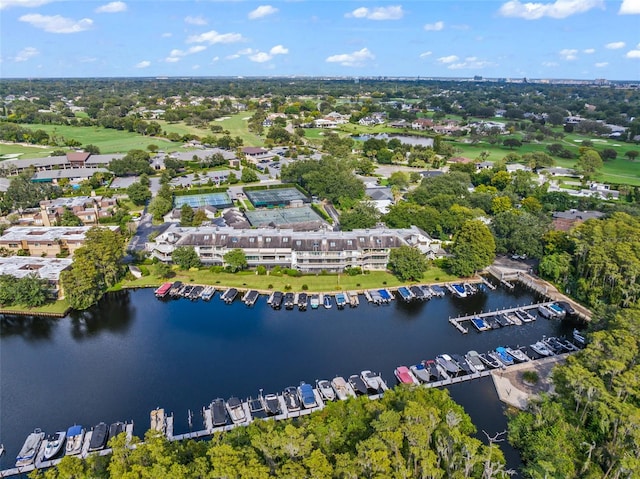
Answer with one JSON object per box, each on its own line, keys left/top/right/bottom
{"left": 448, "top": 301, "right": 554, "bottom": 334}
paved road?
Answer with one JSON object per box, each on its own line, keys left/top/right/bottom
{"left": 126, "top": 212, "right": 170, "bottom": 258}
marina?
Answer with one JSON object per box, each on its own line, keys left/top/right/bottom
{"left": 1, "top": 282, "right": 583, "bottom": 473}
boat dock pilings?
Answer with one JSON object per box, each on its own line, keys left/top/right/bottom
{"left": 448, "top": 302, "right": 557, "bottom": 334}
{"left": 480, "top": 276, "right": 497, "bottom": 290}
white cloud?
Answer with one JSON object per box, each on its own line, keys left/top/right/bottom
{"left": 0, "top": 0, "right": 53, "bottom": 9}
{"left": 346, "top": 5, "right": 404, "bottom": 20}
{"left": 184, "top": 15, "right": 207, "bottom": 25}
{"left": 78, "top": 56, "right": 97, "bottom": 63}
{"left": 595, "top": 62, "right": 608, "bottom": 67}
{"left": 186, "top": 30, "right": 245, "bottom": 44}
{"left": 626, "top": 49, "right": 640, "bottom": 58}
{"left": 14, "top": 46, "right": 39, "bottom": 62}
{"left": 437, "top": 55, "right": 459, "bottom": 64}
{"left": 619, "top": 0, "right": 640, "bottom": 14}
{"left": 226, "top": 54, "right": 240, "bottom": 60}
{"left": 237, "top": 48, "right": 255, "bottom": 55}
{"left": 542, "top": 61, "right": 559, "bottom": 67}
{"left": 424, "top": 21, "right": 444, "bottom": 31}
{"left": 559, "top": 48, "right": 578, "bottom": 60}
{"left": 583, "top": 48, "right": 595, "bottom": 54}
{"left": 249, "top": 52, "right": 272, "bottom": 63}
{"left": 212, "top": 56, "right": 219, "bottom": 62}
{"left": 248, "top": 5, "right": 278, "bottom": 19}
{"left": 95, "top": 1, "right": 126, "bottom": 13}
{"left": 447, "top": 56, "right": 495, "bottom": 70}
{"left": 605, "top": 41, "right": 626, "bottom": 49}
{"left": 135, "top": 60, "right": 151, "bottom": 68}
{"left": 269, "top": 44, "right": 288, "bottom": 55}
{"left": 498, "top": 0, "right": 604, "bottom": 19}
{"left": 161, "top": 32, "right": 172, "bottom": 38}
{"left": 419, "top": 51, "right": 432, "bottom": 58}
{"left": 19, "top": 13, "right": 93, "bottom": 33}
{"left": 165, "top": 45, "right": 207, "bottom": 62}
{"left": 326, "top": 47, "right": 375, "bottom": 67}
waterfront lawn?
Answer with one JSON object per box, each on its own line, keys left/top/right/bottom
{"left": 121, "top": 266, "right": 457, "bottom": 292}
{"left": 0, "top": 299, "right": 70, "bottom": 316}
{"left": 0, "top": 142, "right": 56, "bottom": 160}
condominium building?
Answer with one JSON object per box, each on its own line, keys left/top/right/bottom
{"left": 0, "top": 226, "right": 120, "bottom": 257}
{"left": 0, "top": 256, "right": 73, "bottom": 299}
{"left": 147, "top": 224, "right": 443, "bottom": 273}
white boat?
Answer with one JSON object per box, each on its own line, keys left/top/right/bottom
{"left": 65, "top": 425, "right": 85, "bottom": 456}
{"left": 331, "top": 376, "right": 356, "bottom": 400}
{"left": 464, "top": 350, "right": 486, "bottom": 372}
{"left": 316, "top": 380, "right": 336, "bottom": 401}
{"left": 361, "top": 370, "right": 384, "bottom": 391}
{"left": 410, "top": 364, "right": 431, "bottom": 383}
{"left": 573, "top": 329, "right": 586, "bottom": 346}
{"left": 530, "top": 340, "right": 554, "bottom": 356}
{"left": 537, "top": 304, "right": 555, "bottom": 319}
{"left": 43, "top": 431, "right": 66, "bottom": 460}
{"left": 226, "top": 397, "right": 247, "bottom": 424}
{"left": 16, "top": 429, "right": 45, "bottom": 467}
{"left": 505, "top": 347, "right": 530, "bottom": 363}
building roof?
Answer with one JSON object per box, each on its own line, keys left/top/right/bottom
{"left": 243, "top": 147, "right": 268, "bottom": 155}
{"left": 32, "top": 167, "right": 109, "bottom": 181}
{"left": 0, "top": 225, "right": 119, "bottom": 243}
{"left": 0, "top": 256, "right": 72, "bottom": 281}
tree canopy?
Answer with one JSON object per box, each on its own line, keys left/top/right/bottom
{"left": 388, "top": 245, "right": 428, "bottom": 281}
{"left": 339, "top": 202, "right": 380, "bottom": 231}
{"left": 223, "top": 248, "right": 248, "bottom": 272}
{"left": 172, "top": 246, "right": 201, "bottom": 269}
{"left": 449, "top": 220, "right": 496, "bottom": 277}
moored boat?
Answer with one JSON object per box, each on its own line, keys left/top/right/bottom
{"left": 530, "top": 341, "right": 554, "bottom": 357}
{"left": 505, "top": 347, "right": 530, "bottom": 363}
{"left": 154, "top": 282, "right": 173, "bottom": 298}
{"left": 361, "top": 370, "right": 384, "bottom": 391}
{"left": 410, "top": 363, "right": 431, "bottom": 383}
{"left": 451, "top": 353, "right": 474, "bottom": 374}
{"left": 43, "top": 431, "right": 66, "bottom": 460}
{"left": 284, "top": 292, "right": 295, "bottom": 310}
{"left": 168, "top": 281, "right": 183, "bottom": 297}
{"left": 422, "top": 359, "right": 443, "bottom": 380}
{"left": 15, "top": 429, "right": 45, "bottom": 467}
{"left": 297, "top": 292, "right": 308, "bottom": 310}
{"left": 150, "top": 408, "right": 166, "bottom": 434}
{"left": 88, "top": 422, "right": 108, "bottom": 452}
{"left": 331, "top": 376, "right": 356, "bottom": 400}
{"left": 323, "top": 294, "right": 333, "bottom": 309}
{"left": 201, "top": 286, "right": 215, "bottom": 301}
{"left": 210, "top": 398, "right": 228, "bottom": 426}
{"left": 397, "top": 286, "right": 413, "bottom": 302}
{"left": 464, "top": 350, "right": 486, "bottom": 372}
{"left": 479, "top": 352, "right": 501, "bottom": 369}
{"left": 271, "top": 291, "right": 283, "bottom": 309}
{"left": 492, "top": 347, "right": 515, "bottom": 366}
{"left": 108, "top": 422, "right": 125, "bottom": 442}
{"left": 349, "top": 292, "right": 359, "bottom": 307}
{"left": 242, "top": 289, "right": 259, "bottom": 306}
{"left": 436, "top": 354, "right": 461, "bottom": 376}
{"left": 430, "top": 285, "right": 446, "bottom": 297}
{"left": 537, "top": 304, "right": 555, "bottom": 319}
{"left": 223, "top": 288, "right": 238, "bottom": 304}
{"left": 297, "top": 382, "right": 318, "bottom": 409}
{"left": 548, "top": 302, "right": 566, "bottom": 318}
{"left": 335, "top": 292, "right": 347, "bottom": 308}
{"left": 226, "top": 397, "right": 247, "bottom": 424}
{"left": 316, "top": 380, "right": 336, "bottom": 402}
{"left": 394, "top": 366, "right": 419, "bottom": 385}
{"left": 470, "top": 316, "right": 491, "bottom": 332}
{"left": 573, "top": 329, "right": 587, "bottom": 346}
{"left": 283, "top": 387, "right": 301, "bottom": 412}
{"left": 449, "top": 283, "right": 467, "bottom": 298}
{"left": 495, "top": 314, "right": 511, "bottom": 327}
{"left": 349, "top": 374, "right": 369, "bottom": 394}
{"left": 65, "top": 425, "right": 85, "bottom": 456}
{"left": 248, "top": 397, "right": 266, "bottom": 419}
{"left": 261, "top": 393, "right": 282, "bottom": 416}
{"left": 310, "top": 294, "right": 320, "bottom": 309}
{"left": 556, "top": 337, "right": 580, "bottom": 351}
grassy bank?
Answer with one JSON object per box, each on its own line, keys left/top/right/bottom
{"left": 0, "top": 299, "right": 70, "bottom": 317}
{"left": 119, "top": 267, "right": 458, "bottom": 292}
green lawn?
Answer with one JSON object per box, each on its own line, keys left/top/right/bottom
{"left": 14, "top": 124, "right": 183, "bottom": 155}
{"left": 216, "top": 113, "right": 264, "bottom": 147}
{"left": 0, "top": 298, "right": 70, "bottom": 316}
{"left": 121, "top": 267, "right": 458, "bottom": 293}
{"left": 0, "top": 142, "right": 56, "bottom": 160}
{"left": 155, "top": 120, "right": 211, "bottom": 137}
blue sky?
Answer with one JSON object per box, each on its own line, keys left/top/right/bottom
{"left": 1, "top": 0, "right": 639, "bottom": 80}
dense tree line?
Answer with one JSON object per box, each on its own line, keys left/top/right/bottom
{"left": 33, "top": 387, "right": 512, "bottom": 479}
{"left": 0, "top": 274, "right": 50, "bottom": 307}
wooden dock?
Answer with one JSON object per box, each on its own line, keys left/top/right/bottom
{"left": 448, "top": 302, "right": 555, "bottom": 334}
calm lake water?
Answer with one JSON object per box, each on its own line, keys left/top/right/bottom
{"left": 0, "top": 285, "right": 577, "bottom": 472}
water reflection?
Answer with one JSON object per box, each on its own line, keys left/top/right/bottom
{"left": 69, "top": 290, "right": 134, "bottom": 340}
{"left": 0, "top": 315, "right": 58, "bottom": 340}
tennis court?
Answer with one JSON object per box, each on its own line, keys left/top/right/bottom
{"left": 245, "top": 205, "right": 323, "bottom": 227}
{"left": 174, "top": 192, "right": 233, "bottom": 209}
{"left": 245, "top": 187, "right": 308, "bottom": 208}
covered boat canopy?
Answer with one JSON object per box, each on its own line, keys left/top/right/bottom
{"left": 67, "top": 425, "right": 83, "bottom": 437}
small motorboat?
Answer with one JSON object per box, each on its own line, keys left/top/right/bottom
{"left": 310, "top": 295, "right": 320, "bottom": 309}
{"left": 361, "top": 370, "right": 384, "bottom": 391}
{"left": 545, "top": 337, "right": 571, "bottom": 353}
{"left": 43, "top": 431, "right": 66, "bottom": 460}
{"left": 65, "top": 425, "right": 85, "bottom": 456}
{"left": 530, "top": 341, "right": 554, "bottom": 357}
{"left": 451, "top": 353, "right": 474, "bottom": 374}
{"left": 323, "top": 295, "right": 333, "bottom": 309}
{"left": 436, "top": 354, "right": 461, "bottom": 376}
{"left": 492, "top": 347, "right": 515, "bottom": 366}
{"left": 331, "top": 376, "right": 356, "bottom": 400}
{"left": 16, "top": 429, "right": 45, "bottom": 467}
{"left": 423, "top": 359, "right": 443, "bottom": 380}
{"left": 505, "top": 347, "right": 530, "bottom": 363}
{"left": 410, "top": 363, "right": 431, "bottom": 383}
{"left": 210, "top": 398, "right": 228, "bottom": 426}
{"left": 297, "top": 382, "right": 318, "bottom": 409}
{"left": 88, "top": 422, "right": 108, "bottom": 452}
{"left": 464, "top": 350, "right": 486, "bottom": 372}
{"left": 108, "top": 422, "right": 125, "bottom": 442}
{"left": 283, "top": 387, "right": 301, "bottom": 412}
{"left": 316, "top": 380, "right": 336, "bottom": 402}
{"left": 479, "top": 352, "right": 502, "bottom": 369}
{"left": 226, "top": 397, "right": 247, "bottom": 424}
{"left": 557, "top": 337, "right": 580, "bottom": 351}
{"left": 262, "top": 393, "right": 282, "bottom": 416}
{"left": 284, "top": 292, "right": 295, "bottom": 310}
{"left": 349, "top": 374, "right": 369, "bottom": 395}
{"left": 248, "top": 397, "right": 267, "bottom": 419}
{"left": 537, "top": 304, "right": 555, "bottom": 319}
{"left": 394, "top": 366, "right": 419, "bottom": 385}
{"left": 573, "top": 329, "right": 587, "bottom": 346}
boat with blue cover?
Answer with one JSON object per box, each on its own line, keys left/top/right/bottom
{"left": 537, "top": 304, "right": 555, "bottom": 319}
{"left": 430, "top": 285, "right": 446, "bottom": 297}
{"left": 65, "top": 425, "right": 85, "bottom": 456}
{"left": 397, "top": 286, "right": 413, "bottom": 302}
{"left": 449, "top": 283, "right": 467, "bottom": 298}
{"left": 493, "top": 347, "right": 515, "bottom": 366}
{"left": 410, "top": 285, "right": 426, "bottom": 300}
{"left": 335, "top": 292, "right": 346, "bottom": 308}
{"left": 548, "top": 303, "right": 566, "bottom": 318}
{"left": 297, "top": 382, "right": 318, "bottom": 409}
{"left": 378, "top": 289, "right": 392, "bottom": 302}
{"left": 471, "top": 316, "right": 491, "bottom": 332}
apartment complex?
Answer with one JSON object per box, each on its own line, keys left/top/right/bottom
{"left": 0, "top": 256, "right": 72, "bottom": 299}
{"left": 147, "top": 224, "right": 442, "bottom": 273}
{"left": 0, "top": 226, "right": 120, "bottom": 257}
{"left": 38, "top": 196, "right": 118, "bottom": 225}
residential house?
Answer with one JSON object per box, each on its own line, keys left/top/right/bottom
{"left": 0, "top": 256, "right": 73, "bottom": 299}
{"left": 0, "top": 226, "right": 120, "bottom": 257}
